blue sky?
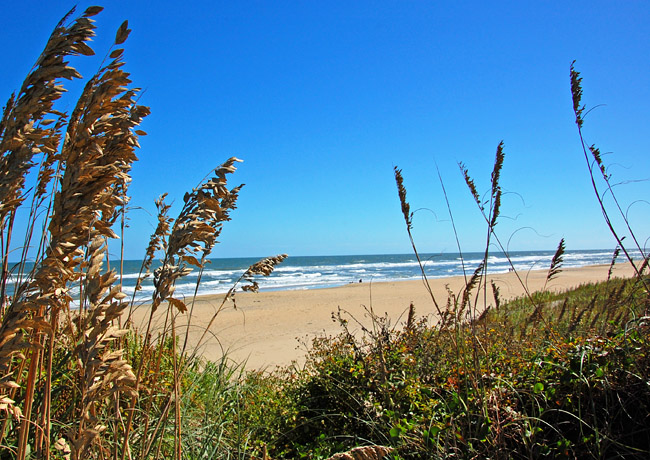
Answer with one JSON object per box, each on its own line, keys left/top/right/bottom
{"left": 2, "top": 1, "right": 649, "bottom": 259}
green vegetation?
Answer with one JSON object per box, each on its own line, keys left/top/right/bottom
{"left": 1, "top": 7, "right": 649, "bottom": 460}
{"left": 262, "top": 278, "right": 649, "bottom": 459}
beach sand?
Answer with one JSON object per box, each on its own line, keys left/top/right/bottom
{"left": 127, "top": 263, "right": 636, "bottom": 370}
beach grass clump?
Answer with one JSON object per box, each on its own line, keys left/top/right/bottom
{"left": 0, "top": 7, "right": 149, "bottom": 459}
{"left": 0, "top": 7, "right": 288, "bottom": 460}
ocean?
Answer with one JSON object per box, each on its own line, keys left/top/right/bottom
{"left": 116, "top": 249, "right": 618, "bottom": 301}
{"left": 5, "top": 249, "right": 622, "bottom": 302}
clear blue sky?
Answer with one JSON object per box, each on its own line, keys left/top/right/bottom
{"left": 2, "top": 1, "right": 649, "bottom": 259}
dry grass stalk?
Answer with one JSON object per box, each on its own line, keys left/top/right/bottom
{"left": 124, "top": 193, "right": 172, "bottom": 326}
{"left": 456, "top": 144, "right": 559, "bottom": 338}
{"left": 326, "top": 445, "right": 393, "bottom": 460}
{"left": 459, "top": 261, "right": 484, "bottom": 323}
{"left": 544, "top": 238, "right": 566, "bottom": 292}
{"left": 491, "top": 280, "right": 501, "bottom": 310}
{"left": 139, "top": 194, "right": 172, "bottom": 284}
{"left": 607, "top": 246, "right": 621, "bottom": 282}
{"left": 121, "top": 158, "right": 245, "bottom": 459}
{"left": 489, "top": 141, "right": 504, "bottom": 228}
{"left": 241, "top": 254, "right": 288, "bottom": 292}
{"left": 191, "top": 253, "right": 288, "bottom": 358}
{"left": 405, "top": 302, "right": 416, "bottom": 331}
{"left": 460, "top": 162, "right": 481, "bottom": 208}
{"left": 68, "top": 238, "right": 137, "bottom": 459}
{"left": 570, "top": 62, "right": 648, "bottom": 292}
{"left": 151, "top": 157, "right": 244, "bottom": 313}
{"left": 393, "top": 167, "right": 442, "bottom": 316}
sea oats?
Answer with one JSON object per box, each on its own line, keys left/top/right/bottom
{"left": 545, "top": 238, "right": 566, "bottom": 286}
{"left": 570, "top": 60, "right": 584, "bottom": 128}
{"left": 0, "top": 7, "right": 148, "bottom": 458}
{"left": 393, "top": 166, "right": 442, "bottom": 315}
{"left": 149, "top": 157, "right": 243, "bottom": 312}
{"left": 489, "top": 141, "right": 505, "bottom": 228}
{"left": 241, "top": 254, "right": 288, "bottom": 292}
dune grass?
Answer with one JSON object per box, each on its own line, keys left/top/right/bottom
{"left": 0, "top": 7, "right": 282, "bottom": 460}
{"left": 1, "top": 6, "right": 649, "bottom": 460}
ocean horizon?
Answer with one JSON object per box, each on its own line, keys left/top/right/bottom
{"left": 5, "top": 249, "right": 626, "bottom": 302}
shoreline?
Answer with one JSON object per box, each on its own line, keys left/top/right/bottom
{"left": 127, "top": 263, "right": 637, "bottom": 370}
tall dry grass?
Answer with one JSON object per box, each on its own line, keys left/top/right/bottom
{"left": 0, "top": 7, "right": 286, "bottom": 460}
{"left": 0, "top": 7, "right": 147, "bottom": 458}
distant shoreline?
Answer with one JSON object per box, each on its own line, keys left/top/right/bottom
{"left": 106, "top": 249, "right": 632, "bottom": 298}
{"left": 128, "top": 262, "right": 638, "bottom": 370}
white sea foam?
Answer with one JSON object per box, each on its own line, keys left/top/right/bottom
{"left": 4, "top": 250, "right": 624, "bottom": 299}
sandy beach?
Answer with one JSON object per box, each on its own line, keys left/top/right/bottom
{"left": 127, "top": 263, "right": 636, "bottom": 370}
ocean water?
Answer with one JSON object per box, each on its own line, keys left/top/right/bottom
{"left": 62, "top": 249, "right": 629, "bottom": 300}
{"left": 4, "top": 249, "right": 624, "bottom": 302}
